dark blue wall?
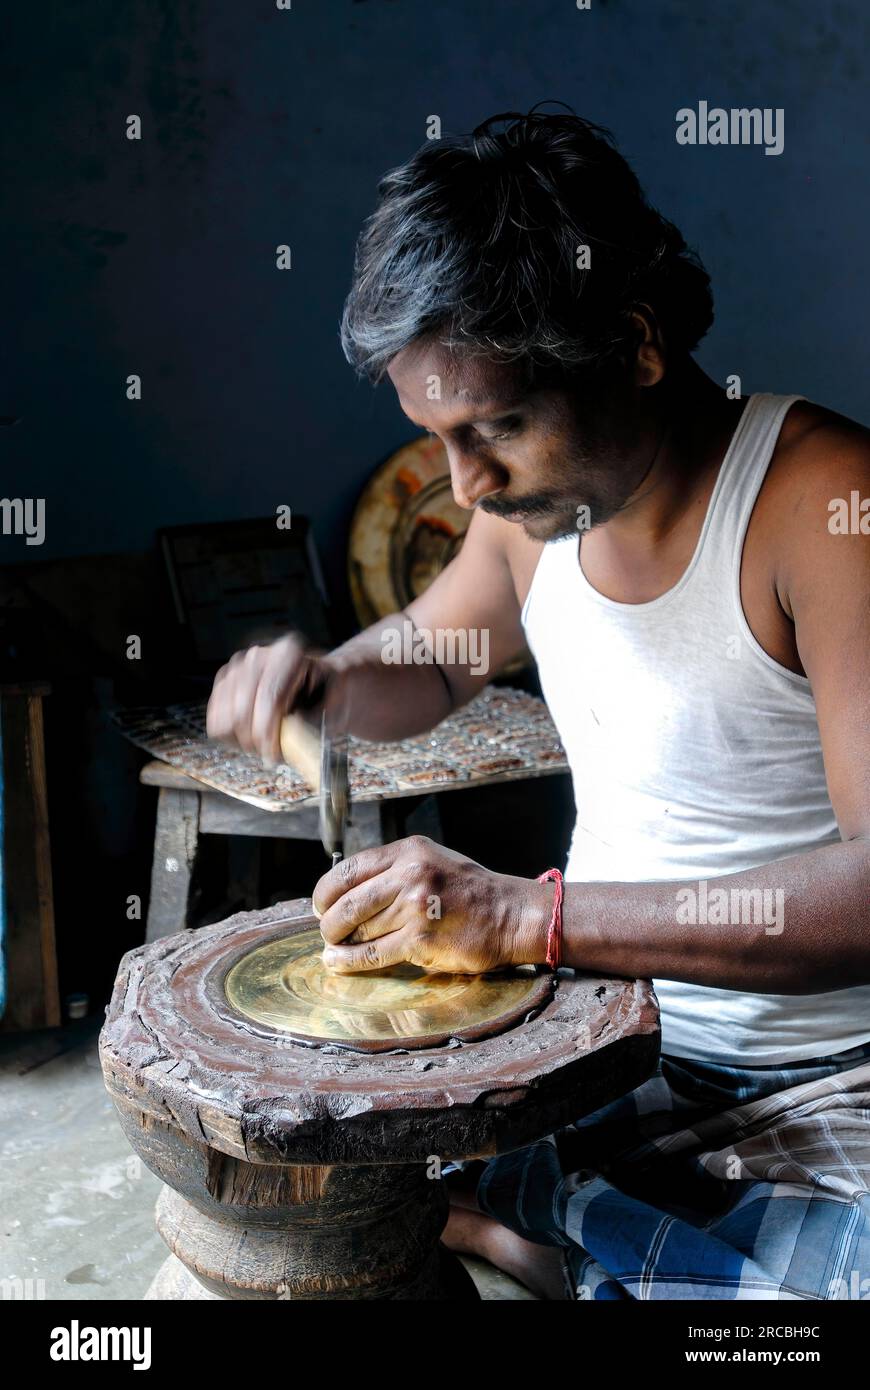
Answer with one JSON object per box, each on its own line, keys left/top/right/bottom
{"left": 5, "top": 0, "right": 868, "bottom": 609}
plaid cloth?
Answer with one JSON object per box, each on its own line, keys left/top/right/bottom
{"left": 472, "top": 1040, "right": 870, "bottom": 1300}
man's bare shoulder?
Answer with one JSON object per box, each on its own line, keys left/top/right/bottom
{"left": 774, "top": 399, "right": 870, "bottom": 489}
{"left": 762, "top": 399, "right": 870, "bottom": 534}
{"left": 763, "top": 399, "right": 870, "bottom": 613}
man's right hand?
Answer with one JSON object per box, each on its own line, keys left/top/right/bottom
{"left": 205, "top": 503, "right": 529, "bottom": 759}
{"left": 206, "top": 633, "right": 341, "bottom": 765}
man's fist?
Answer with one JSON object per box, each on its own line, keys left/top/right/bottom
{"left": 206, "top": 633, "right": 334, "bottom": 764}
{"left": 312, "top": 834, "right": 550, "bottom": 974}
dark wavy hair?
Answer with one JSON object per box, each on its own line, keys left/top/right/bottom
{"left": 340, "top": 108, "right": 714, "bottom": 386}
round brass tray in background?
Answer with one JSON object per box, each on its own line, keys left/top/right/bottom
{"left": 348, "top": 434, "right": 467, "bottom": 627}
{"left": 223, "top": 926, "right": 550, "bottom": 1051}
{"left": 348, "top": 434, "right": 529, "bottom": 674}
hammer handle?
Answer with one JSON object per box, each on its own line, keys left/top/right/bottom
{"left": 278, "top": 713, "right": 321, "bottom": 791}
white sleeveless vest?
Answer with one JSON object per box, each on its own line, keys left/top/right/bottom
{"left": 521, "top": 392, "right": 870, "bottom": 1064}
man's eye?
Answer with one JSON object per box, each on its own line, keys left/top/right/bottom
{"left": 479, "top": 420, "right": 519, "bottom": 443}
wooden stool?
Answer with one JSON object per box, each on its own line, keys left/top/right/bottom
{"left": 100, "top": 900, "right": 659, "bottom": 1300}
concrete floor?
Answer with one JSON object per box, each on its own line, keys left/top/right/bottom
{"left": 0, "top": 1020, "right": 535, "bottom": 1301}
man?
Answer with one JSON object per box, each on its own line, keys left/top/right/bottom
{"left": 207, "top": 112, "right": 870, "bottom": 1300}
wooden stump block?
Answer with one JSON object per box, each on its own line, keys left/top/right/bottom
{"left": 100, "top": 900, "right": 659, "bottom": 1300}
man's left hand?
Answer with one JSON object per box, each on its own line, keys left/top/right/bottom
{"left": 312, "top": 835, "right": 547, "bottom": 974}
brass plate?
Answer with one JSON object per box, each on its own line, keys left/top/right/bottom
{"left": 223, "top": 928, "right": 546, "bottom": 1048}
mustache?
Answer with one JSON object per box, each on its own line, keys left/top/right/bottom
{"left": 478, "top": 492, "right": 563, "bottom": 519}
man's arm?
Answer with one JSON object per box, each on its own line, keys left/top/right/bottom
{"left": 314, "top": 423, "right": 870, "bottom": 992}
{"left": 206, "top": 507, "right": 526, "bottom": 756}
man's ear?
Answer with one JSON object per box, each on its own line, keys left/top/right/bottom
{"left": 629, "top": 305, "right": 667, "bottom": 388}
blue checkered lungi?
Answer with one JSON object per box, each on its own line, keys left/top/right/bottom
{"left": 472, "top": 1040, "right": 870, "bottom": 1299}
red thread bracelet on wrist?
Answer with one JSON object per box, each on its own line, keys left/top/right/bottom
{"left": 536, "top": 867, "right": 564, "bottom": 970}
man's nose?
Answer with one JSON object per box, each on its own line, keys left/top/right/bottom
{"left": 445, "top": 445, "right": 506, "bottom": 510}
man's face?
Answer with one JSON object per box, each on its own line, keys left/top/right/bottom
{"left": 386, "top": 338, "right": 657, "bottom": 541}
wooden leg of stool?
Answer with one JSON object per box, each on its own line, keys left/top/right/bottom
{"left": 148, "top": 1163, "right": 479, "bottom": 1301}
{"left": 146, "top": 788, "right": 200, "bottom": 941}
{"left": 225, "top": 835, "right": 261, "bottom": 914}
{"left": 402, "top": 792, "right": 443, "bottom": 845}
{"left": 345, "top": 800, "right": 389, "bottom": 852}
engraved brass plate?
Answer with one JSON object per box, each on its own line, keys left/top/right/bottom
{"left": 223, "top": 928, "right": 545, "bottom": 1047}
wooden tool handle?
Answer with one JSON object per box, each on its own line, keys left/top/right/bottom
{"left": 279, "top": 713, "right": 321, "bottom": 791}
